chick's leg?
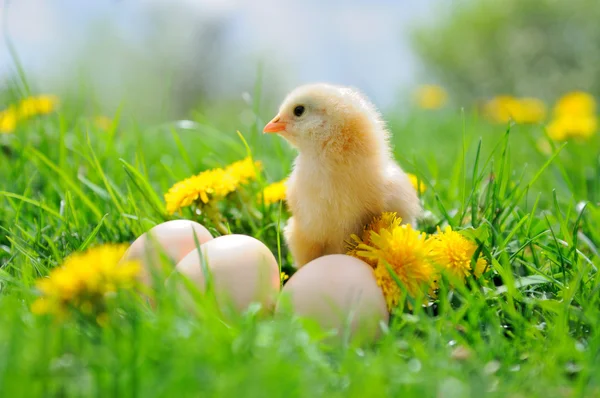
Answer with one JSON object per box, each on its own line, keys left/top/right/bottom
{"left": 284, "top": 217, "right": 324, "bottom": 267}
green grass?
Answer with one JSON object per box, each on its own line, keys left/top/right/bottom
{"left": 0, "top": 89, "right": 599, "bottom": 397}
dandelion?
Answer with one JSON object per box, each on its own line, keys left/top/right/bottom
{"left": 552, "top": 91, "right": 595, "bottom": 118}
{"left": 165, "top": 168, "right": 237, "bottom": 214}
{"left": 546, "top": 92, "right": 597, "bottom": 140}
{"left": 546, "top": 115, "right": 597, "bottom": 141}
{"left": 517, "top": 98, "right": 547, "bottom": 123}
{"left": 414, "top": 85, "right": 448, "bottom": 110}
{"left": 348, "top": 212, "right": 489, "bottom": 311}
{"left": 225, "top": 156, "right": 262, "bottom": 186}
{"left": 483, "top": 96, "right": 519, "bottom": 123}
{"left": 407, "top": 173, "right": 426, "bottom": 193}
{"left": 261, "top": 179, "right": 287, "bottom": 205}
{"left": 0, "top": 107, "right": 18, "bottom": 134}
{"left": 31, "top": 244, "right": 141, "bottom": 323}
{"left": 483, "top": 96, "right": 547, "bottom": 124}
{"left": 0, "top": 95, "right": 58, "bottom": 134}
{"left": 18, "top": 95, "right": 59, "bottom": 118}
{"left": 428, "top": 226, "right": 487, "bottom": 283}
{"left": 354, "top": 224, "right": 436, "bottom": 311}
{"left": 164, "top": 157, "right": 262, "bottom": 214}
{"left": 347, "top": 212, "right": 402, "bottom": 267}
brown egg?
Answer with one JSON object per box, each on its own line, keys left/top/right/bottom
{"left": 122, "top": 220, "right": 213, "bottom": 286}
{"left": 170, "top": 234, "right": 280, "bottom": 316}
{"left": 276, "top": 254, "right": 388, "bottom": 344}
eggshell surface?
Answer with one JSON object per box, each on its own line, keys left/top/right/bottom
{"left": 276, "top": 254, "right": 388, "bottom": 343}
{"left": 122, "top": 220, "right": 213, "bottom": 285}
{"left": 172, "top": 234, "right": 280, "bottom": 315}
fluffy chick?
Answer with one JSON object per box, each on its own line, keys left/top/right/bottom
{"left": 264, "top": 83, "right": 421, "bottom": 267}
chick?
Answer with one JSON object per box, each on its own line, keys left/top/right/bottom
{"left": 264, "top": 83, "right": 421, "bottom": 267}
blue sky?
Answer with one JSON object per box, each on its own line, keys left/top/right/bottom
{"left": 0, "top": 0, "right": 442, "bottom": 108}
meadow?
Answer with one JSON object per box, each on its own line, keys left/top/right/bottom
{"left": 0, "top": 85, "right": 599, "bottom": 397}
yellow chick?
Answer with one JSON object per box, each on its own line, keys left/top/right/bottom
{"left": 264, "top": 83, "right": 421, "bottom": 267}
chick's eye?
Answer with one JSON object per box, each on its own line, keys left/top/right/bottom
{"left": 293, "top": 105, "right": 305, "bottom": 117}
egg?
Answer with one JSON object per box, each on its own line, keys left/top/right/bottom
{"left": 169, "top": 234, "right": 280, "bottom": 316}
{"left": 276, "top": 254, "right": 388, "bottom": 344}
{"left": 122, "top": 220, "right": 213, "bottom": 286}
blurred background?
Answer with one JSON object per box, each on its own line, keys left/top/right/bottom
{"left": 1, "top": 0, "right": 599, "bottom": 125}
{"left": 1, "top": 0, "right": 440, "bottom": 119}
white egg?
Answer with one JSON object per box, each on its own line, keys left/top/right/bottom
{"left": 170, "top": 234, "right": 280, "bottom": 316}
{"left": 276, "top": 254, "right": 388, "bottom": 344}
{"left": 122, "top": 220, "right": 213, "bottom": 286}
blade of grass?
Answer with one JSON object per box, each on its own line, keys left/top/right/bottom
{"left": 78, "top": 214, "right": 108, "bottom": 251}
{"left": 0, "top": 191, "right": 64, "bottom": 221}
{"left": 27, "top": 147, "right": 103, "bottom": 219}
{"left": 120, "top": 159, "right": 166, "bottom": 217}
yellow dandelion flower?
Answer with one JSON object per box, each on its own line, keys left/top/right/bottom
{"left": 546, "top": 92, "right": 597, "bottom": 141}
{"left": 428, "top": 226, "right": 487, "bottom": 283}
{"left": 0, "top": 111, "right": 17, "bottom": 133}
{"left": 45, "top": 268, "right": 83, "bottom": 300}
{"left": 546, "top": 119, "right": 567, "bottom": 141}
{"left": 546, "top": 114, "right": 597, "bottom": 141}
{"left": 347, "top": 212, "right": 402, "bottom": 267}
{"left": 164, "top": 157, "right": 262, "bottom": 214}
{"left": 164, "top": 168, "right": 236, "bottom": 214}
{"left": 484, "top": 96, "right": 546, "bottom": 124}
{"left": 553, "top": 91, "right": 596, "bottom": 118}
{"left": 414, "top": 84, "right": 448, "bottom": 110}
{"left": 407, "top": 173, "right": 426, "bottom": 193}
{"left": 262, "top": 179, "right": 287, "bottom": 205}
{"left": 483, "top": 96, "right": 518, "bottom": 123}
{"left": 31, "top": 244, "right": 141, "bottom": 322}
{"left": 0, "top": 108, "right": 18, "bottom": 134}
{"left": 0, "top": 95, "right": 58, "bottom": 133}
{"left": 18, "top": 95, "right": 59, "bottom": 118}
{"left": 356, "top": 224, "right": 435, "bottom": 311}
{"left": 224, "top": 156, "right": 262, "bottom": 185}
{"left": 517, "top": 98, "right": 547, "bottom": 124}
{"left": 30, "top": 297, "right": 54, "bottom": 316}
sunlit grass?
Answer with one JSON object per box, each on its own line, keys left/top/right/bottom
{"left": 0, "top": 83, "right": 599, "bottom": 397}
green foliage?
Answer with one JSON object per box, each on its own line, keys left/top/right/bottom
{"left": 0, "top": 86, "right": 599, "bottom": 396}
{"left": 412, "top": 0, "right": 600, "bottom": 102}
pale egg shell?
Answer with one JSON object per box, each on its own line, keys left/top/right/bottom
{"left": 122, "top": 220, "right": 213, "bottom": 286}
{"left": 276, "top": 254, "right": 388, "bottom": 343}
{"left": 171, "top": 234, "right": 280, "bottom": 316}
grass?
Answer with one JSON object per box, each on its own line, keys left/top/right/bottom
{"left": 0, "top": 86, "right": 599, "bottom": 397}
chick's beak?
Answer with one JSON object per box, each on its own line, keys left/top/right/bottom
{"left": 263, "top": 115, "right": 286, "bottom": 133}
